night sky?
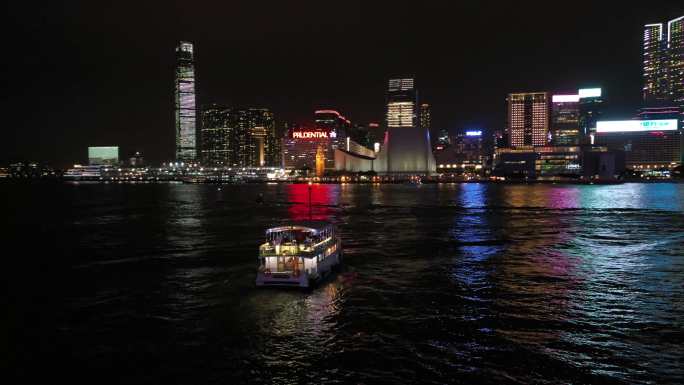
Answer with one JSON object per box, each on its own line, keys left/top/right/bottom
{"left": 3, "top": 1, "right": 682, "bottom": 166}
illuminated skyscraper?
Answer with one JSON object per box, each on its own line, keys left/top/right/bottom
{"left": 668, "top": 16, "right": 684, "bottom": 106}
{"left": 578, "top": 88, "right": 603, "bottom": 139}
{"left": 420, "top": 103, "right": 431, "bottom": 131}
{"left": 313, "top": 109, "right": 350, "bottom": 170}
{"left": 200, "top": 104, "right": 232, "bottom": 166}
{"left": 200, "top": 107, "right": 277, "bottom": 167}
{"left": 175, "top": 41, "right": 197, "bottom": 161}
{"left": 382, "top": 78, "right": 436, "bottom": 173}
{"left": 551, "top": 94, "right": 580, "bottom": 145}
{"left": 507, "top": 92, "right": 549, "bottom": 147}
{"left": 234, "top": 108, "right": 277, "bottom": 167}
{"left": 643, "top": 16, "right": 684, "bottom": 106}
{"left": 643, "top": 23, "right": 668, "bottom": 103}
{"left": 387, "top": 78, "right": 416, "bottom": 128}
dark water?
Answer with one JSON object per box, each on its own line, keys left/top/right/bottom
{"left": 4, "top": 182, "right": 684, "bottom": 384}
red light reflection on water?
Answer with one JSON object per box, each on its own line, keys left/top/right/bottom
{"left": 286, "top": 183, "right": 338, "bottom": 221}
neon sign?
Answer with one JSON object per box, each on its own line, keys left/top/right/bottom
{"left": 466, "top": 130, "right": 482, "bottom": 136}
{"left": 596, "top": 119, "right": 677, "bottom": 133}
{"left": 292, "top": 131, "right": 332, "bottom": 139}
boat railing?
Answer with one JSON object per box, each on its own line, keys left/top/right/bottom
{"left": 259, "top": 237, "right": 333, "bottom": 257}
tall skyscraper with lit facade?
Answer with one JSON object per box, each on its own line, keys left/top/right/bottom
{"left": 387, "top": 78, "right": 416, "bottom": 128}
{"left": 507, "top": 92, "right": 549, "bottom": 147}
{"left": 314, "top": 109, "right": 350, "bottom": 169}
{"left": 668, "top": 16, "right": 684, "bottom": 107}
{"left": 644, "top": 23, "right": 669, "bottom": 103}
{"left": 381, "top": 78, "right": 435, "bottom": 173}
{"left": 332, "top": 78, "right": 435, "bottom": 175}
{"left": 175, "top": 41, "right": 197, "bottom": 162}
{"left": 578, "top": 88, "right": 603, "bottom": 139}
{"left": 551, "top": 94, "right": 580, "bottom": 145}
{"left": 200, "top": 104, "right": 232, "bottom": 166}
{"left": 200, "top": 107, "right": 277, "bottom": 167}
{"left": 643, "top": 16, "right": 684, "bottom": 106}
{"left": 234, "top": 108, "right": 277, "bottom": 167}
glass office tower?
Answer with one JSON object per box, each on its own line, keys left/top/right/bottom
{"left": 175, "top": 41, "right": 197, "bottom": 162}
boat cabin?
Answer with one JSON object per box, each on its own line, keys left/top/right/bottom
{"left": 257, "top": 222, "right": 340, "bottom": 286}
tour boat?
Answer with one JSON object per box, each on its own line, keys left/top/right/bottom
{"left": 256, "top": 222, "right": 342, "bottom": 288}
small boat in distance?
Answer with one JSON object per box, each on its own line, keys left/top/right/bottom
{"left": 256, "top": 222, "right": 342, "bottom": 288}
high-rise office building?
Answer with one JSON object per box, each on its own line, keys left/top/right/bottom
{"left": 643, "top": 16, "right": 684, "bottom": 106}
{"left": 331, "top": 78, "right": 436, "bottom": 175}
{"left": 551, "top": 94, "right": 580, "bottom": 145}
{"left": 670, "top": 16, "right": 684, "bottom": 107}
{"left": 175, "top": 41, "right": 197, "bottom": 162}
{"left": 420, "top": 103, "right": 431, "bottom": 131}
{"left": 200, "top": 107, "right": 277, "bottom": 167}
{"left": 507, "top": 92, "right": 549, "bottom": 147}
{"left": 437, "top": 128, "right": 449, "bottom": 145}
{"left": 594, "top": 119, "right": 682, "bottom": 169}
{"left": 200, "top": 104, "right": 232, "bottom": 166}
{"left": 281, "top": 110, "right": 351, "bottom": 172}
{"left": 382, "top": 78, "right": 435, "bottom": 173}
{"left": 314, "top": 109, "right": 350, "bottom": 169}
{"left": 283, "top": 125, "right": 331, "bottom": 171}
{"left": 578, "top": 88, "right": 603, "bottom": 139}
{"left": 387, "top": 78, "right": 417, "bottom": 128}
{"left": 644, "top": 23, "right": 669, "bottom": 103}
{"left": 234, "top": 108, "right": 277, "bottom": 167}
{"left": 366, "top": 122, "right": 384, "bottom": 147}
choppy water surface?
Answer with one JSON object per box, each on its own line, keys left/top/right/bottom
{"left": 4, "top": 183, "right": 684, "bottom": 384}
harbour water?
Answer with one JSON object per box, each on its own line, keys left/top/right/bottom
{"left": 4, "top": 182, "right": 684, "bottom": 384}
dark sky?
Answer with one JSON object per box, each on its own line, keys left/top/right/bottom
{"left": 2, "top": 1, "right": 682, "bottom": 166}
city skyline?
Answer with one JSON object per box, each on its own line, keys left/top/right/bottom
{"left": 5, "top": 4, "right": 684, "bottom": 384}
{"left": 2, "top": 2, "right": 683, "bottom": 166}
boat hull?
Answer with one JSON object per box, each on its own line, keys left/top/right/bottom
{"left": 256, "top": 250, "right": 341, "bottom": 288}
{"left": 255, "top": 271, "right": 310, "bottom": 288}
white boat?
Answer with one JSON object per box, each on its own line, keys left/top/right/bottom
{"left": 256, "top": 222, "right": 342, "bottom": 288}
{"left": 63, "top": 165, "right": 103, "bottom": 180}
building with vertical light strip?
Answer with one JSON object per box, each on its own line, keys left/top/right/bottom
{"left": 507, "top": 92, "right": 549, "bottom": 147}
{"left": 175, "top": 41, "right": 197, "bottom": 162}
